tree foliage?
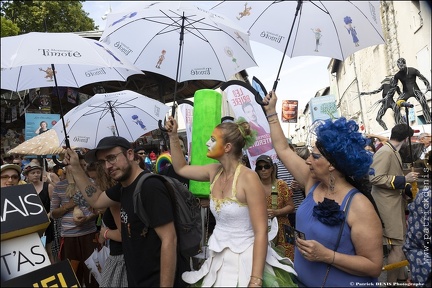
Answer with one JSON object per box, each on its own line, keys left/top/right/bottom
{"left": 1, "top": 16, "right": 20, "bottom": 37}
{"left": 0, "top": 1, "right": 97, "bottom": 35}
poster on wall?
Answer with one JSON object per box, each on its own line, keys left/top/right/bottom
{"left": 309, "top": 95, "right": 340, "bottom": 122}
{"left": 25, "top": 113, "right": 60, "bottom": 140}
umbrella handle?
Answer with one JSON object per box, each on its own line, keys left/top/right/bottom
{"left": 254, "top": 92, "right": 266, "bottom": 106}
{"left": 254, "top": 91, "right": 274, "bottom": 107}
{"left": 158, "top": 120, "right": 168, "bottom": 132}
{"left": 52, "top": 155, "right": 67, "bottom": 167}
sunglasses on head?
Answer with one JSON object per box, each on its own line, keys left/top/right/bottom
{"left": 255, "top": 164, "right": 272, "bottom": 171}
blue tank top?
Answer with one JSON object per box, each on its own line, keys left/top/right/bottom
{"left": 294, "top": 182, "right": 378, "bottom": 287}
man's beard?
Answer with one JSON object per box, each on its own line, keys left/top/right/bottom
{"left": 114, "top": 164, "right": 133, "bottom": 182}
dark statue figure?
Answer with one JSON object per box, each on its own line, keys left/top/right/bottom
{"left": 387, "top": 58, "right": 431, "bottom": 124}
{"left": 360, "top": 76, "right": 402, "bottom": 130}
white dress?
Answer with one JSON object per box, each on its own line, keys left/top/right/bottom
{"left": 182, "top": 164, "right": 297, "bottom": 287}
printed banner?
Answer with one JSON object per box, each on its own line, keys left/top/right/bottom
{"left": 281, "top": 100, "right": 298, "bottom": 123}
{"left": 2, "top": 260, "right": 80, "bottom": 287}
{"left": 220, "top": 80, "right": 278, "bottom": 170}
{"left": 309, "top": 95, "right": 340, "bottom": 122}
{"left": 1, "top": 184, "right": 50, "bottom": 241}
{"left": 1, "top": 233, "right": 50, "bottom": 282}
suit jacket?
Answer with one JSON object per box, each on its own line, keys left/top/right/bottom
{"left": 370, "top": 142, "right": 407, "bottom": 241}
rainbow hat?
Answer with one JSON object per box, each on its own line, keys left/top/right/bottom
{"left": 156, "top": 152, "right": 172, "bottom": 173}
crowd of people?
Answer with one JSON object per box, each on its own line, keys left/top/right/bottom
{"left": 1, "top": 90, "right": 431, "bottom": 287}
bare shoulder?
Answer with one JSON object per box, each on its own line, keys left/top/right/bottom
{"left": 240, "top": 166, "right": 260, "bottom": 182}
{"left": 348, "top": 192, "right": 379, "bottom": 223}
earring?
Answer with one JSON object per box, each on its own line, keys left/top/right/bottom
{"left": 329, "top": 171, "right": 335, "bottom": 193}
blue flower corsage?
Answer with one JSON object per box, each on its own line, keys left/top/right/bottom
{"left": 312, "top": 198, "right": 345, "bottom": 226}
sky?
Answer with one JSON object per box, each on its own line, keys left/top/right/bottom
{"left": 81, "top": 1, "right": 331, "bottom": 130}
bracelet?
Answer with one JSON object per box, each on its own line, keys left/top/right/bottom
{"left": 268, "top": 118, "right": 278, "bottom": 124}
{"left": 104, "top": 229, "right": 110, "bottom": 240}
{"left": 266, "top": 112, "right": 278, "bottom": 119}
{"left": 250, "top": 276, "right": 263, "bottom": 286}
{"left": 330, "top": 251, "right": 335, "bottom": 264}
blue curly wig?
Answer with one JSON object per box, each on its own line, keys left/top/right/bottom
{"left": 314, "top": 117, "right": 372, "bottom": 179}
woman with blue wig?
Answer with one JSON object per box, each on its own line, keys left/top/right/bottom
{"left": 263, "top": 91, "right": 383, "bottom": 287}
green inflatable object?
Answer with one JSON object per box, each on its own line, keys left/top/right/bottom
{"left": 189, "top": 89, "right": 222, "bottom": 198}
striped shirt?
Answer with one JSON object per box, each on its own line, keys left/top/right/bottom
{"left": 276, "top": 161, "right": 305, "bottom": 211}
{"left": 51, "top": 179, "right": 96, "bottom": 237}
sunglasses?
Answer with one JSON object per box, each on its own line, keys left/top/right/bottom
{"left": 256, "top": 164, "right": 272, "bottom": 171}
{"left": 137, "top": 152, "right": 146, "bottom": 156}
{"left": 1, "top": 175, "right": 20, "bottom": 180}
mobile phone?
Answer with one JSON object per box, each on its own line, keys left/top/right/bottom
{"left": 283, "top": 224, "right": 296, "bottom": 244}
{"left": 294, "top": 229, "right": 306, "bottom": 240}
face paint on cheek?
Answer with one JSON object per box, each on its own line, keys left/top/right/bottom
{"left": 206, "top": 129, "right": 225, "bottom": 159}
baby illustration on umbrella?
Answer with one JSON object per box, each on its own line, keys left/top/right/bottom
{"left": 156, "top": 50, "right": 166, "bottom": 69}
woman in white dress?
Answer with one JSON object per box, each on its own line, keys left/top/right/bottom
{"left": 165, "top": 116, "right": 297, "bottom": 287}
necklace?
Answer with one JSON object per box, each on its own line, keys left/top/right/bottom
{"left": 220, "top": 170, "right": 235, "bottom": 194}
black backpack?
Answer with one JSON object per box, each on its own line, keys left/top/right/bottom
{"left": 133, "top": 173, "right": 203, "bottom": 257}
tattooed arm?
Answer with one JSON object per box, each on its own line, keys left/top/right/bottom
{"left": 63, "top": 148, "right": 117, "bottom": 209}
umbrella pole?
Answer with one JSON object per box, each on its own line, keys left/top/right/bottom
{"left": 51, "top": 64, "right": 70, "bottom": 148}
{"left": 172, "top": 13, "right": 186, "bottom": 118}
{"left": 159, "top": 13, "right": 185, "bottom": 132}
{"left": 272, "top": 0, "right": 303, "bottom": 92}
{"left": 51, "top": 64, "right": 68, "bottom": 167}
{"left": 108, "top": 101, "right": 120, "bottom": 136}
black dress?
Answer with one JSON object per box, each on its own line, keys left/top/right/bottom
{"left": 38, "top": 182, "right": 54, "bottom": 243}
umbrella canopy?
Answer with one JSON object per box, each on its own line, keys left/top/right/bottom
{"left": 101, "top": 2, "right": 256, "bottom": 82}
{"left": 100, "top": 2, "right": 257, "bottom": 116}
{"left": 1, "top": 33, "right": 144, "bottom": 92}
{"left": 1, "top": 32, "right": 145, "bottom": 148}
{"left": 210, "top": 1, "right": 384, "bottom": 60}
{"left": 52, "top": 90, "right": 171, "bottom": 149}
{"left": 210, "top": 1, "right": 385, "bottom": 90}
{"left": 7, "top": 129, "right": 74, "bottom": 156}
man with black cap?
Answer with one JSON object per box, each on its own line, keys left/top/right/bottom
{"left": 63, "top": 136, "right": 184, "bottom": 287}
{"left": 370, "top": 123, "right": 419, "bottom": 284}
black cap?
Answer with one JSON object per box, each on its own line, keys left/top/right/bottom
{"left": 134, "top": 146, "right": 146, "bottom": 153}
{"left": 85, "top": 136, "right": 131, "bottom": 163}
{"left": 256, "top": 155, "right": 273, "bottom": 165}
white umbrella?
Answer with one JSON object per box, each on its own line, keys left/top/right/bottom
{"left": 100, "top": 1, "right": 257, "bottom": 117}
{"left": 1, "top": 32, "right": 145, "bottom": 148}
{"left": 52, "top": 90, "right": 170, "bottom": 149}
{"left": 1, "top": 33, "right": 144, "bottom": 92}
{"left": 210, "top": 1, "right": 385, "bottom": 90}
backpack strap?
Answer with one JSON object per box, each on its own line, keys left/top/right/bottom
{"left": 133, "top": 173, "right": 152, "bottom": 228}
{"left": 133, "top": 173, "right": 176, "bottom": 228}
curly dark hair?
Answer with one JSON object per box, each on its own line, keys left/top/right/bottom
{"left": 315, "top": 117, "right": 372, "bottom": 179}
